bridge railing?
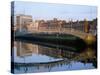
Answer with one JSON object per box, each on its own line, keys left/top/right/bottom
{"left": 15, "top": 27, "right": 93, "bottom": 40}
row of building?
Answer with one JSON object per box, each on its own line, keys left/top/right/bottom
{"left": 13, "top": 14, "right": 97, "bottom": 34}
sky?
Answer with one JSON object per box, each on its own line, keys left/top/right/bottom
{"left": 13, "top": 1, "right": 97, "bottom": 21}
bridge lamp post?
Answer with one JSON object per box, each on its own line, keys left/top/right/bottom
{"left": 59, "top": 21, "right": 62, "bottom": 34}
{"left": 71, "top": 19, "right": 73, "bottom": 32}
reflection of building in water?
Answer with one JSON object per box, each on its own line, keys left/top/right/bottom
{"left": 16, "top": 42, "right": 77, "bottom": 59}
{"left": 38, "top": 46, "right": 62, "bottom": 58}
{"left": 16, "top": 42, "right": 39, "bottom": 57}
{"left": 15, "top": 41, "right": 97, "bottom": 69}
{"left": 37, "top": 46, "right": 77, "bottom": 59}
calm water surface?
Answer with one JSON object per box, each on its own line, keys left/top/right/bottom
{"left": 11, "top": 41, "right": 97, "bottom": 74}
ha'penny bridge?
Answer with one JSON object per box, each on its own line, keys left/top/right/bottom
{"left": 30, "top": 28, "right": 93, "bottom": 40}
{"left": 15, "top": 27, "right": 96, "bottom": 45}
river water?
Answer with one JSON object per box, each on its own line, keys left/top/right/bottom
{"left": 11, "top": 40, "right": 97, "bottom": 74}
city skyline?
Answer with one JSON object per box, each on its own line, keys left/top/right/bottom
{"left": 14, "top": 1, "right": 97, "bottom": 21}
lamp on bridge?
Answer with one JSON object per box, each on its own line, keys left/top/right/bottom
{"left": 84, "top": 18, "right": 90, "bottom": 33}
{"left": 85, "top": 34, "right": 96, "bottom": 45}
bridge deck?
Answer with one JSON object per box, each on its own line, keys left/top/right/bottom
{"left": 27, "top": 28, "right": 91, "bottom": 40}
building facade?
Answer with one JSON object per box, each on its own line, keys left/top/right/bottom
{"left": 16, "top": 14, "right": 33, "bottom": 32}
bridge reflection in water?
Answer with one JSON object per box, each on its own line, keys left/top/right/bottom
{"left": 11, "top": 40, "right": 97, "bottom": 74}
